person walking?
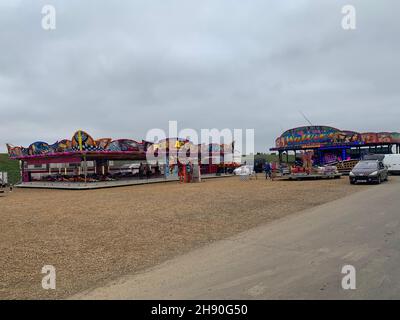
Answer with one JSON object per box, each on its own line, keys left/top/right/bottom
{"left": 264, "top": 162, "right": 272, "bottom": 180}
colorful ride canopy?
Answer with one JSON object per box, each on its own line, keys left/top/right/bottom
{"left": 28, "top": 141, "right": 51, "bottom": 155}
{"left": 71, "top": 130, "right": 98, "bottom": 151}
{"left": 107, "top": 139, "right": 139, "bottom": 152}
{"left": 6, "top": 130, "right": 146, "bottom": 159}
{"left": 274, "top": 126, "right": 400, "bottom": 149}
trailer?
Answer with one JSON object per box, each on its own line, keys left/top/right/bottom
{"left": 283, "top": 172, "right": 342, "bottom": 181}
{"left": 280, "top": 165, "right": 342, "bottom": 181}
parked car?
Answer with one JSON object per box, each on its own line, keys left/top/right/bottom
{"left": 349, "top": 160, "right": 388, "bottom": 184}
{"left": 383, "top": 154, "right": 400, "bottom": 175}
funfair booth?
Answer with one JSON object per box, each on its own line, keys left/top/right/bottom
{"left": 7, "top": 130, "right": 152, "bottom": 187}
{"left": 198, "top": 142, "right": 238, "bottom": 174}
{"left": 146, "top": 139, "right": 239, "bottom": 176}
{"left": 7, "top": 130, "right": 238, "bottom": 189}
{"left": 270, "top": 126, "right": 400, "bottom": 173}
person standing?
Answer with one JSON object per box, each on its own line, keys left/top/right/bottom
{"left": 178, "top": 164, "right": 184, "bottom": 183}
{"left": 145, "top": 163, "right": 151, "bottom": 179}
{"left": 186, "top": 161, "right": 193, "bottom": 183}
{"left": 279, "top": 163, "right": 284, "bottom": 176}
{"left": 139, "top": 162, "right": 144, "bottom": 179}
{"left": 271, "top": 161, "right": 277, "bottom": 181}
{"left": 155, "top": 161, "right": 160, "bottom": 177}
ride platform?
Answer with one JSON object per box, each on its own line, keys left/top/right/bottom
{"left": 15, "top": 174, "right": 234, "bottom": 190}
{"left": 281, "top": 173, "right": 342, "bottom": 181}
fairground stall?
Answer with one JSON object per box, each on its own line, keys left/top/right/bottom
{"left": 146, "top": 137, "right": 195, "bottom": 181}
{"left": 146, "top": 139, "right": 239, "bottom": 178}
{"left": 270, "top": 126, "right": 400, "bottom": 174}
{"left": 199, "top": 142, "right": 238, "bottom": 174}
{"left": 6, "top": 130, "right": 152, "bottom": 188}
{"left": 7, "top": 130, "right": 238, "bottom": 189}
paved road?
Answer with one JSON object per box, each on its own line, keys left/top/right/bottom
{"left": 74, "top": 177, "right": 400, "bottom": 299}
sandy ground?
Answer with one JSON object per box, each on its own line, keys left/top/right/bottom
{"left": 0, "top": 175, "right": 368, "bottom": 299}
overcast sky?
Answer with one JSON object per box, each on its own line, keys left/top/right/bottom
{"left": 0, "top": 0, "right": 399, "bottom": 152}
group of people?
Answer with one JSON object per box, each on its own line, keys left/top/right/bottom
{"left": 178, "top": 162, "right": 194, "bottom": 183}
{"left": 137, "top": 161, "right": 198, "bottom": 182}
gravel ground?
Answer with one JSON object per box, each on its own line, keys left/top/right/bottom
{"left": 0, "top": 175, "right": 368, "bottom": 299}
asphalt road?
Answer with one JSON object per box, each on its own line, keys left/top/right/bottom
{"left": 74, "top": 177, "right": 400, "bottom": 299}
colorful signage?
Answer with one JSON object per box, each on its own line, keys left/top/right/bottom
{"left": 274, "top": 126, "right": 400, "bottom": 149}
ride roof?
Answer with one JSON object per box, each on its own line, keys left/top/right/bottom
{"left": 6, "top": 130, "right": 150, "bottom": 160}
{"left": 270, "top": 125, "right": 400, "bottom": 151}
{"left": 7, "top": 130, "right": 234, "bottom": 161}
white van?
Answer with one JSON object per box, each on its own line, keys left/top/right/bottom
{"left": 383, "top": 154, "right": 400, "bottom": 175}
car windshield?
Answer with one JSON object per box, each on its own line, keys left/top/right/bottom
{"left": 354, "top": 161, "right": 378, "bottom": 169}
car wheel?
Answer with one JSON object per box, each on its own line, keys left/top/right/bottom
{"left": 350, "top": 180, "right": 355, "bottom": 185}
{"left": 377, "top": 175, "right": 381, "bottom": 184}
